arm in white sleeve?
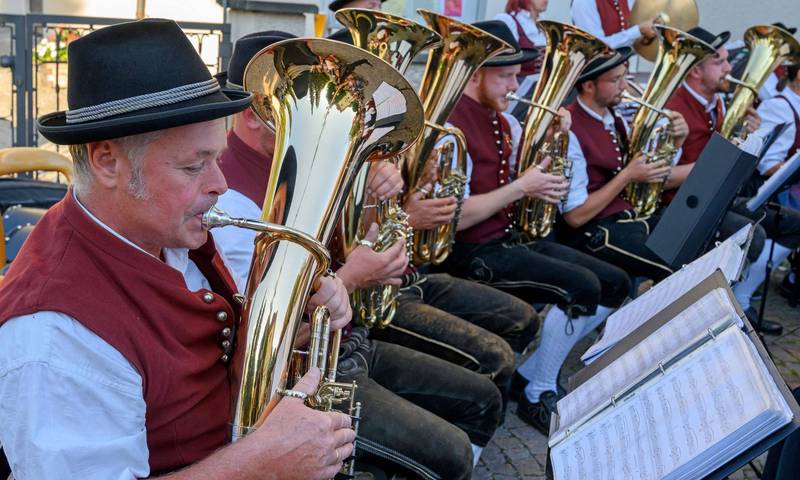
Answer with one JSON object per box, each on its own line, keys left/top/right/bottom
{"left": 0, "top": 312, "right": 149, "bottom": 480}
{"left": 561, "top": 131, "right": 589, "bottom": 214}
{"left": 571, "top": 0, "right": 642, "bottom": 48}
{"left": 212, "top": 189, "right": 261, "bottom": 291}
{"left": 755, "top": 97, "right": 796, "bottom": 175}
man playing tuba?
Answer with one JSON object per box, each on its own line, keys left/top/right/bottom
{"left": 0, "top": 20, "right": 355, "bottom": 479}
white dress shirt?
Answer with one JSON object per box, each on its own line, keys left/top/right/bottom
{"left": 571, "top": 0, "right": 641, "bottom": 49}
{"left": 755, "top": 86, "right": 800, "bottom": 175}
{"left": 212, "top": 188, "right": 262, "bottom": 292}
{"left": 0, "top": 192, "right": 214, "bottom": 479}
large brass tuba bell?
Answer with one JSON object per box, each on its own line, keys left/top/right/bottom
{"left": 403, "top": 9, "right": 512, "bottom": 266}
{"left": 720, "top": 24, "right": 800, "bottom": 143}
{"left": 515, "top": 21, "right": 608, "bottom": 239}
{"left": 335, "top": 7, "right": 440, "bottom": 328}
{"left": 206, "top": 38, "right": 423, "bottom": 444}
{"left": 623, "top": 25, "right": 715, "bottom": 215}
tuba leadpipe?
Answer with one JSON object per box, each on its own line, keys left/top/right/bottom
{"left": 620, "top": 91, "right": 672, "bottom": 117}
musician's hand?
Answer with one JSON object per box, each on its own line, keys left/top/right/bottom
{"left": 623, "top": 153, "right": 671, "bottom": 183}
{"left": 665, "top": 110, "right": 689, "bottom": 147}
{"left": 639, "top": 18, "right": 658, "bottom": 41}
{"left": 308, "top": 275, "right": 351, "bottom": 332}
{"left": 254, "top": 368, "right": 355, "bottom": 480}
{"left": 419, "top": 149, "right": 440, "bottom": 187}
{"left": 744, "top": 106, "right": 761, "bottom": 133}
{"left": 367, "top": 161, "right": 404, "bottom": 201}
{"left": 513, "top": 156, "right": 569, "bottom": 204}
{"left": 336, "top": 223, "right": 408, "bottom": 291}
{"left": 404, "top": 183, "right": 457, "bottom": 229}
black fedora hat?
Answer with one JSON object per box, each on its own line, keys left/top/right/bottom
{"left": 224, "top": 31, "right": 296, "bottom": 90}
{"left": 577, "top": 46, "right": 635, "bottom": 84}
{"left": 329, "top": 0, "right": 386, "bottom": 12}
{"left": 37, "top": 18, "right": 252, "bottom": 145}
{"left": 773, "top": 22, "right": 798, "bottom": 35}
{"left": 327, "top": 28, "right": 354, "bottom": 45}
{"left": 686, "top": 26, "right": 730, "bottom": 50}
{"left": 473, "top": 20, "right": 538, "bottom": 67}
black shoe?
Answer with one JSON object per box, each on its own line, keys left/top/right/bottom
{"left": 516, "top": 390, "right": 559, "bottom": 436}
{"left": 744, "top": 306, "right": 783, "bottom": 336}
{"left": 779, "top": 275, "right": 797, "bottom": 299}
{"left": 510, "top": 372, "right": 566, "bottom": 402}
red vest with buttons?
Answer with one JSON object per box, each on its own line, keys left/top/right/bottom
{"left": 0, "top": 191, "right": 241, "bottom": 474}
{"left": 596, "top": 0, "right": 631, "bottom": 36}
{"left": 448, "top": 94, "right": 515, "bottom": 244}
{"left": 662, "top": 84, "right": 724, "bottom": 203}
{"left": 568, "top": 100, "right": 634, "bottom": 219}
{"left": 510, "top": 13, "right": 543, "bottom": 77}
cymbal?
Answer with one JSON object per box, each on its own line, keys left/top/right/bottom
{"left": 630, "top": 0, "right": 699, "bottom": 61}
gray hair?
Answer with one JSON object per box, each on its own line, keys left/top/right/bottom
{"left": 69, "top": 130, "right": 163, "bottom": 199}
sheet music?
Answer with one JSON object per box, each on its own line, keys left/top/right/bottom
{"left": 747, "top": 151, "right": 800, "bottom": 212}
{"left": 581, "top": 225, "right": 752, "bottom": 363}
{"left": 557, "top": 288, "right": 740, "bottom": 435}
{"left": 551, "top": 326, "right": 792, "bottom": 480}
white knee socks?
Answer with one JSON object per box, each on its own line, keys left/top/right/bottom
{"left": 471, "top": 444, "right": 483, "bottom": 467}
{"left": 734, "top": 240, "right": 793, "bottom": 310}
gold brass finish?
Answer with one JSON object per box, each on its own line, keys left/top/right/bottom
{"left": 516, "top": 21, "right": 609, "bottom": 239}
{"left": 224, "top": 37, "right": 423, "bottom": 446}
{"left": 623, "top": 25, "right": 715, "bottom": 215}
{"left": 720, "top": 25, "right": 800, "bottom": 142}
{"left": 630, "top": 0, "right": 700, "bottom": 61}
{"left": 403, "top": 9, "right": 512, "bottom": 266}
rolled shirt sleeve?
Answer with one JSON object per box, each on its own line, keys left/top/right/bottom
{"left": 561, "top": 131, "right": 590, "bottom": 214}
{"left": 571, "top": 0, "right": 642, "bottom": 49}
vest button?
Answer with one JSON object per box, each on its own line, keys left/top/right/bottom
{"left": 222, "top": 327, "right": 232, "bottom": 337}
{"left": 221, "top": 340, "right": 232, "bottom": 349}
{"left": 494, "top": 130, "right": 499, "bottom": 135}
{"left": 216, "top": 311, "right": 228, "bottom": 322}
{"left": 220, "top": 354, "right": 230, "bottom": 363}
{"left": 496, "top": 140, "right": 501, "bottom": 145}
{"left": 202, "top": 292, "right": 214, "bottom": 304}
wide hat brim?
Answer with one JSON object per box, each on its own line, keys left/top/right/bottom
{"left": 484, "top": 48, "right": 539, "bottom": 67}
{"left": 37, "top": 88, "right": 251, "bottom": 145}
{"left": 577, "top": 47, "right": 635, "bottom": 84}
{"left": 329, "top": 0, "right": 385, "bottom": 11}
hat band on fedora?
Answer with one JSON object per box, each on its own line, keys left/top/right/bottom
{"left": 491, "top": 50, "right": 524, "bottom": 63}
{"left": 66, "top": 78, "right": 221, "bottom": 124}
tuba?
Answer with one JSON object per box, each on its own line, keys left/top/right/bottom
{"left": 403, "top": 10, "right": 512, "bottom": 265}
{"left": 720, "top": 24, "right": 800, "bottom": 143}
{"left": 203, "top": 38, "right": 423, "bottom": 448}
{"left": 515, "top": 21, "right": 608, "bottom": 239}
{"left": 623, "top": 25, "right": 715, "bottom": 215}
{"left": 335, "top": 7, "right": 440, "bottom": 328}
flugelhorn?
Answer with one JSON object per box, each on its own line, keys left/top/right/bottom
{"left": 720, "top": 24, "right": 800, "bottom": 143}
{"left": 336, "top": 7, "right": 439, "bottom": 328}
{"left": 623, "top": 25, "right": 715, "bottom": 215}
{"left": 403, "top": 9, "right": 512, "bottom": 265}
{"left": 220, "top": 38, "right": 423, "bottom": 460}
{"left": 516, "top": 21, "right": 608, "bottom": 239}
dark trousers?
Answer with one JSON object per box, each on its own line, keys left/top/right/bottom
{"left": 337, "top": 330, "right": 502, "bottom": 480}
{"left": 444, "top": 233, "right": 631, "bottom": 315}
{"left": 370, "top": 273, "right": 538, "bottom": 391}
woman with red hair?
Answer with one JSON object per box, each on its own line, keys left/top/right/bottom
{"left": 495, "top": 0, "right": 548, "bottom": 119}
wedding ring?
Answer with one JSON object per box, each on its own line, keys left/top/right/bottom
{"left": 358, "top": 239, "right": 375, "bottom": 249}
{"left": 277, "top": 388, "right": 308, "bottom": 400}
{"left": 335, "top": 449, "right": 341, "bottom": 463}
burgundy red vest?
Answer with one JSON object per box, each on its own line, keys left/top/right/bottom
{"left": 219, "top": 129, "right": 274, "bottom": 207}
{"left": 662, "top": 84, "right": 724, "bottom": 203}
{"left": 0, "top": 192, "right": 241, "bottom": 473}
{"left": 448, "top": 94, "right": 515, "bottom": 244}
{"left": 510, "top": 13, "right": 543, "bottom": 77}
{"left": 775, "top": 94, "right": 800, "bottom": 159}
{"left": 596, "top": 0, "right": 631, "bottom": 36}
{"left": 568, "top": 100, "right": 634, "bottom": 219}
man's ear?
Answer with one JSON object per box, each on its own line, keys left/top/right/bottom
{"left": 243, "top": 107, "right": 265, "bottom": 130}
{"left": 86, "top": 140, "right": 125, "bottom": 189}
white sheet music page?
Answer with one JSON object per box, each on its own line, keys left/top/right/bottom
{"left": 581, "top": 225, "right": 751, "bottom": 363}
{"left": 551, "top": 326, "right": 792, "bottom": 480}
{"left": 557, "top": 288, "right": 739, "bottom": 436}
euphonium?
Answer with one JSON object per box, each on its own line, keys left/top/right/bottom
{"left": 403, "top": 9, "right": 512, "bottom": 265}
{"left": 720, "top": 24, "right": 800, "bottom": 143}
{"left": 336, "top": 7, "right": 440, "bottom": 328}
{"left": 207, "top": 38, "right": 423, "bottom": 447}
{"left": 624, "top": 26, "right": 715, "bottom": 215}
{"left": 515, "top": 21, "right": 608, "bottom": 239}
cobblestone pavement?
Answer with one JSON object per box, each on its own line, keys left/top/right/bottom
{"left": 475, "top": 268, "right": 800, "bottom": 480}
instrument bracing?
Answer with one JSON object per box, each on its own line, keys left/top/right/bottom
{"left": 720, "top": 24, "right": 800, "bottom": 143}
{"left": 336, "top": 7, "right": 439, "bottom": 328}
{"left": 214, "top": 39, "right": 423, "bottom": 461}
{"left": 403, "top": 9, "right": 512, "bottom": 265}
{"left": 624, "top": 25, "right": 715, "bottom": 215}
{"left": 516, "top": 21, "right": 608, "bottom": 239}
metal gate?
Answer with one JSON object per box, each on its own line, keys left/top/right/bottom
{"left": 0, "top": 14, "right": 231, "bottom": 149}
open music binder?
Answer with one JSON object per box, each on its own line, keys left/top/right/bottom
{"left": 548, "top": 271, "right": 800, "bottom": 480}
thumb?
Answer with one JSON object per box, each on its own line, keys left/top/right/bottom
{"left": 291, "top": 367, "right": 321, "bottom": 397}
{"left": 364, "top": 222, "right": 379, "bottom": 243}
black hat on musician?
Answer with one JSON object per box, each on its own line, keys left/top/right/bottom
{"left": 473, "top": 20, "right": 539, "bottom": 67}
{"left": 329, "top": 0, "right": 386, "bottom": 12}
{"left": 577, "top": 46, "right": 635, "bottom": 84}
{"left": 223, "top": 30, "right": 296, "bottom": 90}
{"left": 686, "top": 26, "right": 730, "bottom": 50}
{"left": 328, "top": 28, "right": 354, "bottom": 45}
{"left": 773, "top": 22, "right": 798, "bottom": 35}
{"left": 37, "top": 19, "right": 252, "bottom": 145}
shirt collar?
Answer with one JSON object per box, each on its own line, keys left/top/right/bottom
{"left": 577, "top": 97, "right": 616, "bottom": 130}
{"left": 683, "top": 81, "right": 719, "bottom": 113}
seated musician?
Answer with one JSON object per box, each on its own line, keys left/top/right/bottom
{"left": 213, "top": 33, "right": 505, "bottom": 477}
{"left": 440, "top": 21, "right": 632, "bottom": 435}
{"left": 663, "top": 27, "right": 800, "bottom": 332}
{"left": 560, "top": 46, "right": 688, "bottom": 282}
{"left": 571, "top": 0, "right": 658, "bottom": 49}
{"left": 0, "top": 20, "right": 356, "bottom": 479}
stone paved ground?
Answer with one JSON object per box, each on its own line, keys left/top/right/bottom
{"left": 475, "top": 265, "right": 800, "bottom": 480}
